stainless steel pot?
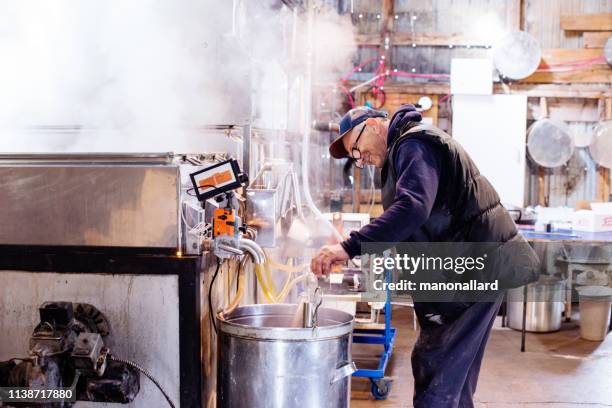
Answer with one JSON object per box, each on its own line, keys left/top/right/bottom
{"left": 217, "top": 304, "right": 355, "bottom": 408}
{"left": 507, "top": 276, "right": 565, "bottom": 332}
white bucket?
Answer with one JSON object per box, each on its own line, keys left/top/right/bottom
{"left": 577, "top": 286, "right": 612, "bottom": 341}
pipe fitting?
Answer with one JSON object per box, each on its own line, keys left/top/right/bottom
{"left": 238, "top": 239, "right": 265, "bottom": 264}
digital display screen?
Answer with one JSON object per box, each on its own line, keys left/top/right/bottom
{"left": 189, "top": 159, "right": 242, "bottom": 201}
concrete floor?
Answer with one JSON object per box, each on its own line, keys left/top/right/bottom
{"left": 350, "top": 306, "right": 612, "bottom": 408}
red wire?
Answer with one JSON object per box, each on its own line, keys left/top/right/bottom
{"left": 538, "top": 56, "right": 605, "bottom": 68}
{"left": 389, "top": 70, "right": 450, "bottom": 79}
{"left": 339, "top": 56, "right": 382, "bottom": 82}
{"left": 439, "top": 93, "right": 451, "bottom": 104}
{"left": 338, "top": 84, "right": 356, "bottom": 108}
{"left": 537, "top": 56, "right": 606, "bottom": 72}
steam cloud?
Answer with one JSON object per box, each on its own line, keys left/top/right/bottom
{"left": 0, "top": 0, "right": 356, "bottom": 153}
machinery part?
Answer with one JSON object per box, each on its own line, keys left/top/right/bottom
{"left": 82, "top": 359, "right": 139, "bottom": 403}
{"left": 217, "top": 304, "right": 354, "bottom": 408}
{"left": 73, "top": 303, "right": 111, "bottom": 337}
{"left": 30, "top": 302, "right": 75, "bottom": 358}
{"left": 312, "top": 120, "right": 340, "bottom": 132}
{"left": 527, "top": 119, "right": 574, "bottom": 168}
{"left": 370, "top": 378, "right": 391, "bottom": 400}
{"left": 39, "top": 302, "right": 74, "bottom": 328}
{"left": 237, "top": 238, "right": 265, "bottom": 264}
{"left": 189, "top": 158, "right": 248, "bottom": 202}
{"left": 213, "top": 207, "right": 238, "bottom": 237}
{"left": 109, "top": 355, "right": 175, "bottom": 408}
{"left": 493, "top": 31, "right": 541, "bottom": 80}
{"left": 0, "top": 302, "right": 141, "bottom": 405}
{"left": 71, "top": 333, "right": 105, "bottom": 374}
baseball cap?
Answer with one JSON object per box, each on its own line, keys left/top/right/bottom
{"left": 329, "top": 107, "right": 388, "bottom": 159}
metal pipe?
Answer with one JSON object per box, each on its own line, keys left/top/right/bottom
{"left": 238, "top": 239, "right": 265, "bottom": 264}
{"left": 217, "top": 243, "right": 244, "bottom": 256}
{"left": 312, "top": 121, "right": 340, "bottom": 133}
{"left": 301, "top": 1, "right": 344, "bottom": 243}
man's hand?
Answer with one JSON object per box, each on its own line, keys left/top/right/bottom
{"left": 310, "top": 244, "right": 350, "bottom": 276}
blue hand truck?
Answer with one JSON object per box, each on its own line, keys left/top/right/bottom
{"left": 351, "top": 267, "right": 397, "bottom": 400}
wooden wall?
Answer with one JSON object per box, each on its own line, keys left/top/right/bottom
{"left": 327, "top": 0, "right": 612, "bottom": 208}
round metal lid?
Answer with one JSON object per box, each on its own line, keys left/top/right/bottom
{"left": 493, "top": 31, "right": 542, "bottom": 80}
{"left": 588, "top": 120, "right": 612, "bottom": 169}
{"left": 218, "top": 304, "right": 354, "bottom": 341}
{"left": 577, "top": 285, "right": 612, "bottom": 301}
{"left": 527, "top": 119, "right": 574, "bottom": 168}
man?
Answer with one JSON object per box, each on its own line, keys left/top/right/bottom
{"left": 311, "top": 105, "right": 539, "bottom": 407}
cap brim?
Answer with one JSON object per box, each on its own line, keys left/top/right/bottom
{"left": 329, "top": 130, "right": 351, "bottom": 159}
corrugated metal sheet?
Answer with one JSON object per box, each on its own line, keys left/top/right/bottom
{"left": 394, "top": 0, "right": 510, "bottom": 33}
{"left": 524, "top": 0, "right": 612, "bottom": 48}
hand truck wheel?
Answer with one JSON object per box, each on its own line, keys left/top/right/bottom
{"left": 370, "top": 378, "right": 391, "bottom": 400}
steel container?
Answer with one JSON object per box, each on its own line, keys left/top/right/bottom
{"left": 0, "top": 153, "right": 180, "bottom": 249}
{"left": 507, "top": 276, "right": 565, "bottom": 332}
{"left": 217, "top": 304, "right": 355, "bottom": 408}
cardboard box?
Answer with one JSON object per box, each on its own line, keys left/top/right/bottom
{"left": 572, "top": 203, "right": 612, "bottom": 232}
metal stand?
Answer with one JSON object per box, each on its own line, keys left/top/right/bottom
{"left": 352, "top": 268, "right": 397, "bottom": 400}
{"left": 521, "top": 284, "right": 528, "bottom": 352}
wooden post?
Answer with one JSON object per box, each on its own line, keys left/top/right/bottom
{"left": 505, "top": 0, "right": 523, "bottom": 31}
{"left": 353, "top": 167, "right": 362, "bottom": 213}
{"left": 538, "top": 167, "right": 547, "bottom": 206}
{"left": 596, "top": 97, "right": 611, "bottom": 202}
{"left": 536, "top": 97, "right": 548, "bottom": 205}
{"left": 380, "top": 0, "right": 394, "bottom": 70}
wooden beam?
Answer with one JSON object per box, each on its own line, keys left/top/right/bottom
{"left": 348, "top": 81, "right": 451, "bottom": 95}
{"left": 524, "top": 48, "right": 611, "bottom": 84}
{"left": 583, "top": 31, "right": 612, "bottom": 48}
{"left": 525, "top": 66, "right": 611, "bottom": 84}
{"left": 560, "top": 13, "right": 612, "bottom": 31}
{"left": 539, "top": 48, "right": 605, "bottom": 63}
{"left": 495, "top": 83, "right": 610, "bottom": 98}
{"left": 527, "top": 98, "right": 599, "bottom": 122}
{"left": 356, "top": 32, "right": 491, "bottom": 47}
{"left": 348, "top": 81, "right": 610, "bottom": 98}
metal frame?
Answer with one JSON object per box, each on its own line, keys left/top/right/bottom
{"left": 352, "top": 268, "right": 397, "bottom": 398}
{"left": 0, "top": 245, "right": 203, "bottom": 408}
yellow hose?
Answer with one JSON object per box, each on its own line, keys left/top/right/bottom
{"left": 255, "top": 264, "right": 277, "bottom": 304}
{"left": 263, "top": 262, "right": 277, "bottom": 295}
{"left": 220, "top": 252, "right": 308, "bottom": 318}
{"left": 220, "top": 256, "right": 250, "bottom": 318}
{"left": 275, "top": 274, "right": 309, "bottom": 303}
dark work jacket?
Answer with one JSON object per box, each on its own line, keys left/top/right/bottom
{"left": 381, "top": 122, "right": 539, "bottom": 289}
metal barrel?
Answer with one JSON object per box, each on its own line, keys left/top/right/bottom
{"left": 507, "top": 276, "right": 566, "bottom": 332}
{"left": 217, "top": 304, "right": 355, "bottom": 408}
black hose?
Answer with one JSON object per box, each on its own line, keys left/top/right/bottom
{"left": 208, "top": 259, "right": 223, "bottom": 334}
{"left": 109, "top": 355, "right": 175, "bottom": 408}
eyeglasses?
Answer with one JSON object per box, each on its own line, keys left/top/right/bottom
{"left": 350, "top": 124, "right": 366, "bottom": 169}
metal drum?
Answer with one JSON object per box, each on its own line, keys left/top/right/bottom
{"left": 217, "top": 304, "right": 355, "bottom": 408}
{"left": 507, "top": 276, "right": 565, "bottom": 332}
